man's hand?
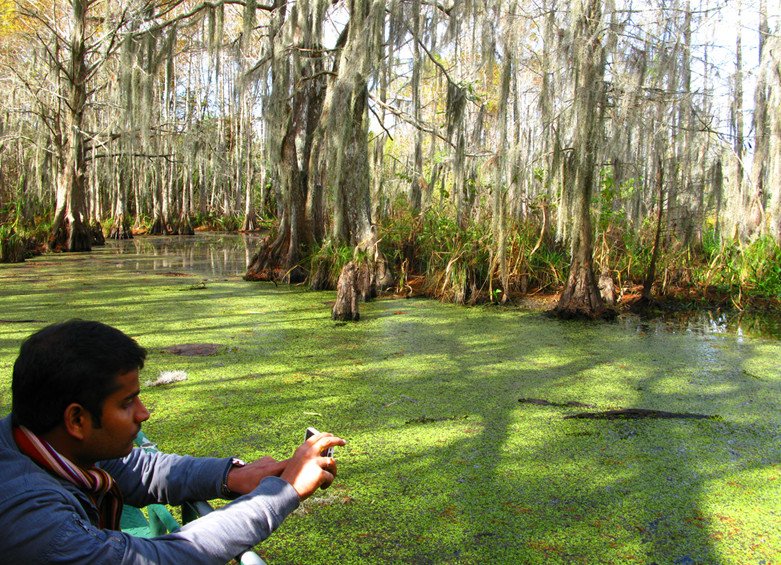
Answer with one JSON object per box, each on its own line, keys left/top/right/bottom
{"left": 226, "top": 456, "right": 288, "bottom": 496}
{"left": 279, "top": 431, "right": 346, "bottom": 501}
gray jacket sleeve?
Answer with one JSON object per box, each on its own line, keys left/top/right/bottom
{"left": 101, "top": 448, "right": 230, "bottom": 507}
{"left": 0, "top": 443, "right": 300, "bottom": 565}
{"left": 3, "top": 474, "right": 299, "bottom": 565}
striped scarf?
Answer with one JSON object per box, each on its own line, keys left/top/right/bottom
{"left": 13, "top": 425, "right": 124, "bottom": 530}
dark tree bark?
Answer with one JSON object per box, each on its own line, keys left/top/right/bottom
{"left": 555, "top": 209, "right": 605, "bottom": 318}
{"left": 108, "top": 162, "right": 133, "bottom": 240}
{"left": 260, "top": 73, "right": 325, "bottom": 283}
{"left": 147, "top": 161, "right": 169, "bottom": 236}
{"left": 313, "top": 0, "right": 392, "bottom": 291}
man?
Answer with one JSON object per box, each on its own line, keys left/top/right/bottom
{"left": 0, "top": 320, "right": 345, "bottom": 564}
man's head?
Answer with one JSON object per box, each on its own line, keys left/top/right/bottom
{"left": 12, "top": 320, "right": 148, "bottom": 436}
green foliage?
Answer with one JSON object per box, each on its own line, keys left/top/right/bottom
{"left": 710, "top": 235, "right": 781, "bottom": 298}
{"left": 135, "top": 215, "right": 155, "bottom": 233}
{"left": 221, "top": 215, "right": 242, "bottom": 232}
{"left": 700, "top": 228, "right": 722, "bottom": 259}
{"left": 0, "top": 199, "right": 22, "bottom": 229}
{"left": 0, "top": 222, "right": 23, "bottom": 262}
{"left": 0, "top": 198, "right": 49, "bottom": 256}
{"left": 0, "top": 222, "right": 16, "bottom": 240}
{"left": 378, "top": 204, "right": 493, "bottom": 303}
{"left": 374, "top": 196, "right": 576, "bottom": 302}
{"left": 102, "top": 216, "right": 126, "bottom": 234}
{"left": 525, "top": 242, "right": 569, "bottom": 289}
{"left": 308, "top": 239, "right": 355, "bottom": 289}
{"left": 740, "top": 236, "right": 781, "bottom": 296}
{"left": 604, "top": 228, "right": 781, "bottom": 304}
{"left": 192, "top": 212, "right": 242, "bottom": 232}
{"left": 595, "top": 168, "right": 633, "bottom": 233}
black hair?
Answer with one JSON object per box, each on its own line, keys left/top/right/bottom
{"left": 11, "top": 320, "right": 147, "bottom": 435}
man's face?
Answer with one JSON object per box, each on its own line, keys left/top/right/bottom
{"left": 80, "top": 368, "right": 150, "bottom": 465}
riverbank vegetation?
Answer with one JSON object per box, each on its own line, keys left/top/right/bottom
{"left": 1, "top": 0, "right": 780, "bottom": 316}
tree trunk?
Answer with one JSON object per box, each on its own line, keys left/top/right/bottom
{"left": 49, "top": 0, "right": 91, "bottom": 252}
{"left": 247, "top": 0, "right": 325, "bottom": 283}
{"left": 642, "top": 160, "right": 665, "bottom": 302}
{"left": 553, "top": 0, "right": 610, "bottom": 319}
{"left": 733, "top": 0, "right": 748, "bottom": 238}
{"left": 317, "top": 0, "right": 391, "bottom": 290}
{"left": 330, "top": 82, "right": 373, "bottom": 248}
{"left": 750, "top": 0, "right": 770, "bottom": 236}
{"left": 148, "top": 156, "right": 168, "bottom": 235}
{"left": 409, "top": 0, "right": 423, "bottom": 214}
{"left": 555, "top": 165, "right": 606, "bottom": 319}
{"left": 239, "top": 0, "right": 258, "bottom": 233}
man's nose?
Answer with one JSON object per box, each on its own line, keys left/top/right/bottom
{"left": 136, "top": 399, "right": 151, "bottom": 423}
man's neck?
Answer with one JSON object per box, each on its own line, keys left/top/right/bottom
{"left": 39, "top": 427, "right": 94, "bottom": 469}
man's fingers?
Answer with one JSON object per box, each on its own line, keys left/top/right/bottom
{"left": 317, "top": 456, "right": 337, "bottom": 489}
{"left": 312, "top": 434, "right": 346, "bottom": 454}
{"left": 319, "top": 468, "right": 335, "bottom": 490}
{"left": 280, "top": 433, "right": 345, "bottom": 500}
{"left": 321, "top": 457, "right": 337, "bottom": 475}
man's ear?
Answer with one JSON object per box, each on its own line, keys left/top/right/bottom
{"left": 62, "top": 403, "right": 90, "bottom": 441}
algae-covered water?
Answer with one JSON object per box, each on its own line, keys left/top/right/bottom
{"left": 1, "top": 235, "right": 780, "bottom": 565}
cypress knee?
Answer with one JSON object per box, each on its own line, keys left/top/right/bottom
{"left": 332, "top": 262, "right": 360, "bottom": 321}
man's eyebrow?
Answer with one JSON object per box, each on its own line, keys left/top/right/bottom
{"left": 121, "top": 389, "right": 141, "bottom": 402}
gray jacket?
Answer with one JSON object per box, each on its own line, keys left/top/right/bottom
{"left": 0, "top": 415, "right": 300, "bottom": 564}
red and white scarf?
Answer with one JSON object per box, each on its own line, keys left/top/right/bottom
{"left": 13, "top": 425, "right": 124, "bottom": 530}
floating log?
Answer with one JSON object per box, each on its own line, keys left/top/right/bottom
{"left": 564, "top": 408, "right": 712, "bottom": 420}
{"left": 518, "top": 398, "right": 597, "bottom": 408}
{"left": 519, "top": 398, "right": 714, "bottom": 420}
{"left": 162, "top": 343, "right": 222, "bottom": 356}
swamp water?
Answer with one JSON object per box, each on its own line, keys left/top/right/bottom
{"left": 1, "top": 234, "right": 780, "bottom": 565}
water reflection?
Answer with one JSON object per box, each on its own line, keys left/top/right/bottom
{"left": 45, "top": 233, "right": 781, "bottom": 341}
{"left": 618, "top": 309, "right": 781, "bottom": 341}
{"left": 104, "top": 233, "right": 263, "bottom": 278}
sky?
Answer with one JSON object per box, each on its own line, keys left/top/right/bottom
{"left": 700, "top": 0, "right": 781, "bottom": 161}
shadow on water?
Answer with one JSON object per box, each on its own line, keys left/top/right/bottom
{"left": 2, "top": 234, "right": 780, "bottom": 564}
{"left": 317, "top": 306, "right": 777, "bottom": 564}
{"left": 186, "top": 295, "right": 777, "bottom": 564}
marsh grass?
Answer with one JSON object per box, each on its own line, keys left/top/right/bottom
{"left": 376, "top": 203, "right": 781, "bottom": 310}
{"left": 1, "top": 241, "right": 780, "bottom": 564}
